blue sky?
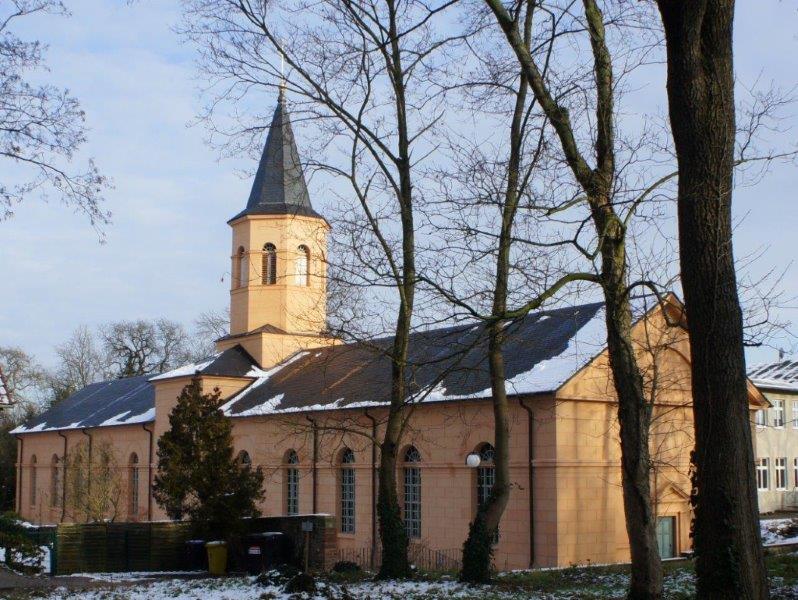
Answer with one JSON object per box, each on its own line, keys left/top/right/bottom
{"left": 0, "top": 0, "right": 796, "bottom": 369}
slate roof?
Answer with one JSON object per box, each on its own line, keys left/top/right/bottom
{"left": 228, "top": 90, "right": 323, "bottom": 223}
{"left": 221, "top": 302, "right": 608, "bottom": 418}
{"left": 748, "top": 360, "right": 798, "bottom": 393}
{"left": 12, "top": 346, "right": 260, "bottom": 434}
{"left": 13, "top": 301, "right": 613, "bottom": 433}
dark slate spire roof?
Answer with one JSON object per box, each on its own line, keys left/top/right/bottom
{"left": 229, "top": 90, "right": 323, "bottom": 222}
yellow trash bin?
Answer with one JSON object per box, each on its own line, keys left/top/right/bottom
{"left": 205, "top": 541, "right": 228, "bottom": 575}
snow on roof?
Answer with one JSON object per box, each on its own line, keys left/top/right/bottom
{"left": 748, "top": 360, "right": 798, "bottom": 393}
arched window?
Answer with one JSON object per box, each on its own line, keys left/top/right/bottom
{"left": 403, "top": 446, "right": 422, "bottom": 539}
{"left": 476, "top": 443, "right": 498, "bottom": 542}
{"left": 236, "top": 246, "right": 247, "bottom": 288}
{"left": 262, "top": 243, "right": 277, "bottom": 285}
{"left": 30, "top": 455, "right": 37, "bottom": 507}
{"left": 50, "top": 455, "right": 60, "bottom": 509}
{"left": 340, "top": 448, "right": 356, "bottom": 533}
{"left": 285, "top": 449, "right": 299, "bottom": 516}
{"left": 129, "top": 453, "right": 139, "bottom": 518}
{"left": 237, "top": 450, "right": 252, "bottom": 466}
{"left": 295, "top": 245, "right": 310, "bottom": 286}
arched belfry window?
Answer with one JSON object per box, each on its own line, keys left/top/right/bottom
{"left": 403, "top": 446, "right": 422, "bottom": 539}
{"left": 236, "top": 246, "right": 247, "bottom": 288}
{"left": 285, "top": 449, "right": 299, "bottom": 516}
{"left": 295, "top": 245, "right": 310, "bottom": 286}
{"left": 262, "top": 243, "right": 277, "bottom": 285}
{"left": 340, "top": 448, "right": 355, "bottom": 533}
{"left": 129, "top": 452, "right": 139, "bottom": 518}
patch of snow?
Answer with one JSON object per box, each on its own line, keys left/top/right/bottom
{"left": 761, "top": 518, "right": 798, "bottom": 545}
{"left": 150, "top": 355, "right": 221, "bottom": 381}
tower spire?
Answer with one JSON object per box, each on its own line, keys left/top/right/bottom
{"left": 228, "top": 91, "right": 321, "bottom": 222}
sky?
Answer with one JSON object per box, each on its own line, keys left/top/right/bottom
{"left": 0, "top": 0, "right": 796, "bottom": 370}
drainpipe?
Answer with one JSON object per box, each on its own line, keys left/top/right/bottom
{"left": 519, "top": 398, "right": 535, "bottom": 568}
{"left": 305, "top": 415, "right": 318, "bottom": 513}
{"left": 14, "top": 435, "right": 22, "bottom": 514}
{"left": 81, "top": 428, "right": 92, "bottom": 517}
{"left": 142, "top": 423, "right": 154, "bottom": 522}
{"left": 57, "top": 431, "right": 68, "bottom": 522}
{"left": 363, "top": 411, "right": 378, "bottom": 569}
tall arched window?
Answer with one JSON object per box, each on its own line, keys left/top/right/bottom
{"left": 403, "top": 446, "right": 422, "bottom": 539}
{"left": 236, "top": 246, "right": 247, "bottom": 288}
{"left": 237, "top": 450, "right": 252, "bottom": 466}
{"left": 30, "top": 455, "right": 37, "bottom": 507}
{"left": 295, "top": 245, "right": 310, "bottom": 286}
{"left": 50, "top": 455, "right": 60, "bottom": 509}
{"left": 340, "top": 448, "right": 356, "bottom": 533}
{"left": 129, "top": 453, "right": 139, "bottom": 518}
{"left": 262, "top": 243, "right": 277, "bottom": 285}
{"left": 476, "top": 443, "right": 498, "bottom": 542}
{"left": 285, "top": 449, "right": 299, "bottom": 516}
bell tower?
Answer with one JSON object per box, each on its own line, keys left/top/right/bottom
{"left": 217, "top": 90, "right": 335, "bottom": 367}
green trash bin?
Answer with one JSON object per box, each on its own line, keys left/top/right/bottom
{"left": 206, "top": 541, "right": 228, "bottom": 575}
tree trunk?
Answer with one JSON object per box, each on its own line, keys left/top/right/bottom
{"left": 377, "top": 420, "right": 409, "bottom": 579}
{"left": 656, "top": 2, "right": 768, "bottom": 597}
{"left": 599, "top": 221, "right": 662, "bottom": 599}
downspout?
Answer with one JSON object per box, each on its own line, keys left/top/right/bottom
{"left": 14, "top": 435, "right": 22, "bottom": 514}
{"left": 81, "top": 428, "right": 92, "bottom": 520}
{"left": 305, "top": 415, "right": 318, "bottom": 513}
{"left": 519, "top": 398, "right": 535, "bottom": 568}
{"left": 142, "top": 423, "right": 154, "bottom": 522}
{"left": 363, "top": 411, "right": 378, "bottom": 569}
{"left": 57, "top": 431, "right": 68, "bottom": 522}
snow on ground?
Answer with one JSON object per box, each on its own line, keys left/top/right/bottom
{"left": 761, "top": 518, "right": 798, "bottom": 545}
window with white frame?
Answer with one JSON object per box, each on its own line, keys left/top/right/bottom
{"left": 755, "top": 409, "right": 767, "bottom": 427}
{"left": 793, "top": 401, "right": 798, "bottom": 429}
{"left": 793, "top": 458, "right": 798, "bottom": 488}
{"left": 773, "top": 399, "right": 785, "bottom": 428}
{"left": 756, "top": 458, "right": 770, "bottom": 491}
{"left": 403, "top": 446, "right": 422, "bottom": 539}
{"left": 285, "top": 449, "right": 299, "bottom": 516}
{"left": 340, "top": 448, "right": 356, "bottom": 534}
{"left": 295, "top": 245, "right": 310, "bottom": 286}
{"left": 776, "top": 457, "right": 788, "bottom": 490}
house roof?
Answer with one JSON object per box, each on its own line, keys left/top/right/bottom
{"left": 221, "top": 301, "right": 608, "bottom": 418}
{"left": 228, "top": 90, "right": 324, "bottom": 223}
{"left": 11, "top": 346, "right": 260, "bottom": 434}
{"left": 748, "top": 360, "right": 798, "bottom": 393}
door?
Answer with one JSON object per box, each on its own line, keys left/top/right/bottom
{"left": 656, "top": 516, "right": 676, "bottom": 559}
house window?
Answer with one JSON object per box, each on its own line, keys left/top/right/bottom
{"left": 30, "top": 455, "right": 37, "bottom": 506}
{"left": 50, "top": 455, "right": 60, "bottom": 509}
{"left": 476, "top": 443, "right": 499, "bottom": 542}
{"left": 793, "top": 401, "right": 798, "bottom": 429}
{"left": 295, "top": 245, "right": 310, "bottom": 286}
{"left": 755, "top": 409, "right": 767, "bottom": 427}
{"left": 757, "top": 458, "right": 770, "bottom": 491}
{"left": 776, "top": 458, "right": 788, "bottom": 491}
{"left": 340, "top": 448, "right": 355, "bottom": 534}
{"left": 794, "top": 458, "right": 798, "bottom": 488}
{"left": 285, "top": 449, "right": 299, "bottom": 516}
{"left": 262, "top": 243, "right": 277, "bottom": 285}
{"left": 773, "top": 399, "right": 785, "bottom": 428}
{"left": 236, "top": 246, "right": 247, "bottom": 288}
{"left": 403, "top": 446, "right": 422, "bottom": 539}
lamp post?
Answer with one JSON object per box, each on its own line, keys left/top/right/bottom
{"left": 465, "top": 452, "right": 481, "bottom": 468}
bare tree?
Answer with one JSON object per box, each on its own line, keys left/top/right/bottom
{"left": 101, "top": 319, "right": 192, "bottom": 378}
{"left": 0, "top": 1, "right": 109, "bottom": 226}
{"left": 48, "top": 325, "right": 107, "bottom": 403}
{"left": 179, "top": 0, "right": 462, "bottom": 578}
{"left": 64, "top": 439, "right": 123, "bottom": 523}
{"left": 654, "top": 2, "right": 769, "bottom": 597}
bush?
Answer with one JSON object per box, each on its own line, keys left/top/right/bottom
{"left": 0, "top": 512, "right": 44, "bottom": 573}
{"left": 285, "top": 572, "right": 316, "bottom": 594}
{"left": 332, "top": 560, "right": 360, "bottom": 574}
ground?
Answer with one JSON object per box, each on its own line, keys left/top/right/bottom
{"left": 2, "top": 554, "right": 798, "bottom": 600}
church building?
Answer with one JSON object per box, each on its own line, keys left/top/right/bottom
{"left": 12, "top": 93, "right": 760, "bottom": 571}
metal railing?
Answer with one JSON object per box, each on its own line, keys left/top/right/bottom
{"left": 330, "top": 542, "right": 461, "bottom": 572}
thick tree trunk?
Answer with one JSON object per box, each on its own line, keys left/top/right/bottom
{"left": 597, "top": 213, "right": 662, "bottom": 600}
{"left": 377, "top": 417, "right": 409, "bottom": 579}
{"left": 656, "top": 2, "right": 768, "bottom": 598}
